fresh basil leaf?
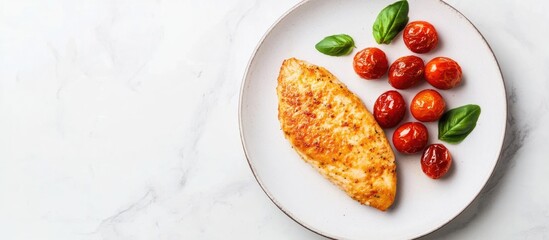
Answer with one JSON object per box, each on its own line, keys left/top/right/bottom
{"left": 438, "top": 104, "right": 481, "bottom": 143}
{"left": 373, "top": 0, "right": 409, "bottom": 44}
{"left": 315, "top": 34, "right": 355, "bottom": 56}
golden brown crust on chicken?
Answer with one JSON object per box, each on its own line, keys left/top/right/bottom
{"left": 277, "top": 58, "right": 397, "bottom": 211}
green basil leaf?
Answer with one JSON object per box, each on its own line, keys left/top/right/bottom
{"left": 373, "top": 0, "right": 409, "bottom": 44}
{"left": 315, "top": 34, "right": 355, "bottom": 56}
{"left": 438, "top": 104, "right": 481, "bottom": 143}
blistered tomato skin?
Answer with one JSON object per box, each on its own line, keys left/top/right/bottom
{"left": 425, "top": 57, "right": 463, "bottom": 89}
{"left": 392, "top": 122, "right": 429, "bottom": 154}
{"left": 403, "top": 21, "right": 439, "bottom": 53}
{"left": 421, "top": 144, "right": 452, "bottom": 179}
{"left": 388, "top": 55, "right": 425, "bottom": 89}
{"left": 411, "top": 89, "right": 446, "bottom": 122}
{"left": 353, "top": 47, "right": 389, "bottom": 79}
{"left": 374, "top": 91, "right": 406, "bottom": 128}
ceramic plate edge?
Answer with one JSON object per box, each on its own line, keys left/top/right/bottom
{"left": 238, "top": 0, "right": 508, "bottom": 239}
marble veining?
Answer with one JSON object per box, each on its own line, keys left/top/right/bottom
{"left": 0, "top": 0, "right": 548, "bottom": 239}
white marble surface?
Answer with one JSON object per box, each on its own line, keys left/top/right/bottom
{"left": 0, "top": 0, "right": 547, "bottom": 239}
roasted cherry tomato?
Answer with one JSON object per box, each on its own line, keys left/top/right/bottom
{"left": 411, "top": 89, "right": 446, "bottom": 122}
{"left": 388, "top": 55, "right": 425, "bottom": 89}
{"left": 353, "top": 47, "right": 389, "bottom": 79}
{"left": 403, "top": 21, "right": 439, "bottom": 53}
{"left": 425, "top": 57, "right": 462, "bottom": 89}
{"left": 392, "top": 122, "right": 428, "bottom": 154}
{"left": 421, "top": 144, "right": 452, "bottom": 179}
{"left": 374, "top": 90, "right": 406, "bottom": 128}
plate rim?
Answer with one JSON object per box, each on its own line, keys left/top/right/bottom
{"left": 238, "top": 0, "right": 508, "bottom": 239}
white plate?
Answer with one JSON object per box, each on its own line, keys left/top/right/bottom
{"left": 239, "top": 0, "right": 506, "bottom": 239}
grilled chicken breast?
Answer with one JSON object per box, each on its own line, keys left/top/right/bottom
{"left": 277, "top": 58, "right": 397, "bottom": 211}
